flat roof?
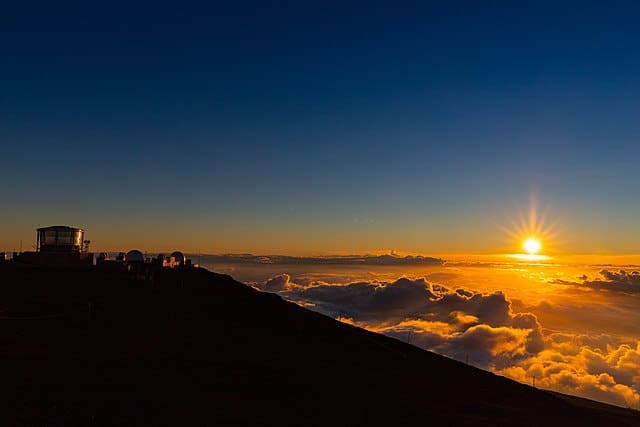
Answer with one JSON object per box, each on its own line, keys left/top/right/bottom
{"left": 37, "top": 226, "right": 84, "bottom": 232}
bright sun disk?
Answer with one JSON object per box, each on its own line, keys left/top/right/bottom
{"left": 523, "top": 238, "right": 541, "bottom": 254}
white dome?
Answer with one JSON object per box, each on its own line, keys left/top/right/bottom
{"left": 125, "top": 250, "right": 145, "bottom": 263}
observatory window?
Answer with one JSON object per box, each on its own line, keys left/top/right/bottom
{"left": 43, "top": 230, "right": 57, "bottom": 244}
{"left": 57, "top": 232, "right": 74, "bottom": 245}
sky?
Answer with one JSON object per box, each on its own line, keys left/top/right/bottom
{"left": 2, "top": 1, "right": 640, "bottom": 410}
{"left": 2, "top": 1, "right": 640, "bottom": 255}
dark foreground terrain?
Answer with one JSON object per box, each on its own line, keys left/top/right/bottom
{"left": 0, "top": 263, "right": 638, "bottom": 426}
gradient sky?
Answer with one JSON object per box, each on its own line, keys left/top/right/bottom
{"left": 2, "top": 1, "right": 640, "bottom": 254}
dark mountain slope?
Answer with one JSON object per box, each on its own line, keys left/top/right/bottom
{"left": 0, "top": 264, "right": 638, "bottom": 426}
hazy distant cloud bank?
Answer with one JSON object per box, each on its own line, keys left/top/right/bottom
{"left": 254, "top": 275, "right": 640, "bottom": 408}
{"left": 202, "top": 253, "right": 444, "bottom": 266}
{"left": 553, "top": 269, "right": 640, "bottom": 294}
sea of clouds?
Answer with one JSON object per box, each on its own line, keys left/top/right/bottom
{"left": 253, "top": 270, "right": 640, "bottom": 408}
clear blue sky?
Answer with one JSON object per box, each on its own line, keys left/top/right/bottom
{"left": 2, "top": 1, "right": 639, "bottom": 254}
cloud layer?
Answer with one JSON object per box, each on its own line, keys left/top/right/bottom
{"left": 255, "top": 275, "right": 640, "bottom": 408}
{"left": 554, "top": 269, "right": 640, "bottom": 294}
{"left": 497, "top": 335, "right": 640, "bottom": 408}
{"left": 202, "top": 253, "right": 444, "bottom": 266}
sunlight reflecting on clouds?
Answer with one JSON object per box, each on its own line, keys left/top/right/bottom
{"left": 506, "top": 253, "right": 551, "bottom": 262}
{"left": 222, "top": 254, "right": 640, "bottom": 408}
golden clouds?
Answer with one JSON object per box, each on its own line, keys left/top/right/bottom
{"left": 497, "top": 338, "right": 640, "bottom": 408}
{"left": 252, "top": 265, "right": 640, "bottom": 408}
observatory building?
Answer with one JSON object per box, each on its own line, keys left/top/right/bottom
{"left": 163, "top": 251, "right": 186, "bottom": 268}
{"left": 15, "top": 225, "right": 93, "bottom": 267}
{"left": 37, "top": 226, "right": 85, "bottom": 253}
{"left": 11, "top": 224, "right": 193, "bottom": 274}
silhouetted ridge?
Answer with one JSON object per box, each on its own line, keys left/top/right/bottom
{"left": 0, "top": 263, "right": 637, "bottom": 426}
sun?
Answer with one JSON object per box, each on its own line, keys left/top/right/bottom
{"left": 500, "top": 192, "right": 560, "bottom": 260}
{"left": 523, "top": 238, "right": 541, "bottom": 255}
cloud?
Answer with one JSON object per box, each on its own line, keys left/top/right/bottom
{"left": 380, "top": 315, "right": 544, "bottom": 370}
{"left": 442, "top": 324, "right": 532, "bottom": 362}
{"left": 202, "top": 253, "right": 444, "bottom": 267}
{"left": 259, "top": 276, "right": 544, "bottom": 368}
{"left": 280, "top": 277, "right": 524, "bottom": 329}
{"left": 257, "top": 273, "right": 640, "bottom": 408}
{"left": 278, "top": 277, "right": 438, "bottom": 320}
{"left": 553, "top": 269, "right": 640, "bottom": 294}
{"left": 261, "top": 273, "right": 297, "bottom": 292}
{"left": 496, "top": 337, "right": 640, "bottom": 408}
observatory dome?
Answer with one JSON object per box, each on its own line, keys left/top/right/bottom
{"left": 170, "top": 251, "right": 185, "bottom": 265}
{"left": 125, "top": 250, "right": 145, "bottom": 263}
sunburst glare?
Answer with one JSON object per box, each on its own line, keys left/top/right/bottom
{"left": 499, "top": 193, "right": 560, "bottom": 260}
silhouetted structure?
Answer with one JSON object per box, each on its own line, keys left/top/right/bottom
{"left": 96, "top": 248, "right": 193, "bottom": 280}
{"left": 12, "top": 225, "right": 194, "bottom": 275}
{"left": 15, "top": 225, "right": 93, "bottom": 267}
{"left": 125, "top": 250, "right": 145, "bottom": 263}
{"left": 164, "top": 251, "right": 186, "bottom": 268}
{"left": 37, "top": 226, "right": 85, "bottom": 253}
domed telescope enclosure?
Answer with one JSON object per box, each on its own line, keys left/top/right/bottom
{"left": 125, "top": 250, "right": 145, "bottom": 263}
{"left": 170, "top": 251, "right": 185, "bottom": 265}
{"left": 37, "top": 226, "right": 85, "bottom": 253}
{"left": 163, "top": 251, "right": 186, "bottom": 268}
